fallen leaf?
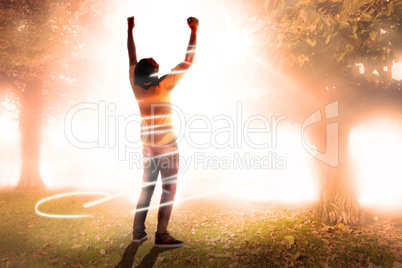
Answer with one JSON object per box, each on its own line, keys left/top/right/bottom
{"left": 320, "top": 224, "right": 332, "bottom": 232}
{"left": 335, "top": 223, "right": 345, "bottom": 230}
{"left": 342, "top": 225, "right": 352, "bottom": 233}
{"left": 392, "top": 261, "right": 401, "bottom": 267}
{"left": 71, "top": 244, "right": 81, "bottom": 249}
{"left": 222, "top": 244, "right": 231, "bottom": 249}
{"left": 285, "top": 236, "right": 294, "bottom": 245}
{"left": 291, "top": 251, "right": 301, "bottom": 261}
{"left": 100, "top": 249, "right": 105, "bottom": 255}
{"left": 47, "top": 258, "right": 58, "bottom": 263}
{"left": 322, "top": 238, "right": 329, "bottom": 245}
{"left": 211, "top": 253, "right": 231, "bottom": 258}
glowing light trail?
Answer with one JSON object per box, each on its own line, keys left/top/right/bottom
{"left": 141, "top": 115, "right": 171, "bottom": 120}
{"left": 141, "top": 129, "right": 174, "bottom": 136}
{"left": 35, "top": 153, "right": 313, "bottom": 218}
{"left": 84, "top": 174, "right": 178, "bottom": 208}
{"left": 143, "top": 151, "right": 180, "bottom": 159}
{"left": 150, "top": 67, "right": 208, "bottom": 77}
{"left": 35, "top": 192, "right": 110, "bottom": 218}
{"left": 141, "top": 123, "right": 173, "bottom": 130}
{"left": 130, "top": 154, "right": 314, "bottom": 214}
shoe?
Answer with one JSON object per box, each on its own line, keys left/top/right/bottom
{"left": 132, "top": 231, "right": 148, "bottom": 242}
{"left": 154, "top": 232, "right": 184, "bottom": 248}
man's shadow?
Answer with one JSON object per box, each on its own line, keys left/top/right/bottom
{"left": 115, "top": 240, "right": 180, "bottom": 268}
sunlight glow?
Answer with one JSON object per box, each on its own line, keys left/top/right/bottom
{"left": 0, "top": 114, "right": 18, "bottom": 143}
{"left": 0, "top": 112, "right": 20, "bottom": 187}
{"left": 393, "top": 61, "right": 402, "bottom": 80}
{"left": 227, "top": 30, "right": 252, "bottom": 54}
{"left": 349, "top": 114, "right": 402, "bottom": 207}
{"left": 227, "top": 129, "right": 318, "bottom": 203}
{"left": 357, "top": 61, "right": 402, "bottom": 80}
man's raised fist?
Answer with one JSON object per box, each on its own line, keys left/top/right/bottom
{"left": 127, "top": 16, "right": 135, "bottom": 29}
{"left": 187, "top": 17, "right": 199, "bottom": 32}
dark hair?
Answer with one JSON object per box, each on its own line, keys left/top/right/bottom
{"left": 134, "top": 59, "right": 158, "bottom": 89}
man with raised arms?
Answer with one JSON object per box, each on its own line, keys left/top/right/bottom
{"left": 127, "top": 16, "right": 198, "bottom": 247}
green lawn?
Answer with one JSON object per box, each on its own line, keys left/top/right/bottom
{"left": 0, "top": 191, "right": 401, "bottom": 267}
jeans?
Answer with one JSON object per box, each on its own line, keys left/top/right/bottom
{"left": 133, "top": 141, "right": 179, "bottom": 236}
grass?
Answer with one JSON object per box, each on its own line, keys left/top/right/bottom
{"left": 0, "top": 191, "right": 401, "bottom": 267}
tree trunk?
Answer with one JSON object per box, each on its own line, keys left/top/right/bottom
{"left": 17, "top": 69, "right": 46, "bottom": 190}
{"left": 280, "top": 64, "right": 364, "bottom": 225}
{"left": 313, "top": 102, "right": 363, "bottom": 225}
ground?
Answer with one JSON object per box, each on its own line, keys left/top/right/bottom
{"left": 0, "top": 191, "right": 401, "bottom": 267}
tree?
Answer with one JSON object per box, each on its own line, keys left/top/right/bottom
{"left": 0, "top": 0, "right": 100, "bottom": 190}
{"left": 263, "top": 0, "right": 402, "bottom": 224}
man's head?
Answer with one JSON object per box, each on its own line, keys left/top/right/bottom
{"left": 134, "top": 58, "right": 159, "bottom": 88}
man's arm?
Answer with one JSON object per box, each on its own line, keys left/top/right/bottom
{"left": 127, "top": 16, "right": 138, "bottom": 66}
{"left": 159, "top": 17, "right": 199, "bottom": 91}
{"left": 184, "top": 17, "right": 198, "bottom": 66}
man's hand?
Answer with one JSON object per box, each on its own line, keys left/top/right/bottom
{"left": 187, "top": 17, "right": 199, "bottom": 32}
{"left": 127, "top": 16, "right": 135, "bottom": 30}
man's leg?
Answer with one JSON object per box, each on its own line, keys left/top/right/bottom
{"left": 156, "top": 148, "right": 179, "bottom": 234}
{"left": 133, "top": 146, "right": 159, "bottom": 237}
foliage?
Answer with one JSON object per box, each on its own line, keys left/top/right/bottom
{"left": 265, "top": 0, "right": 402, "bottom": 87}
{"left": 0, "top": 0, "right": 115, "bottom": 149}
{"left": 0, "top": 192, "right": 401, "bottom": 267}
{"left": 0, "top": 0, "right": 105, "bottom": 110}
{"left": 0, "top": 0, "right": 85, "bottom": 70}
